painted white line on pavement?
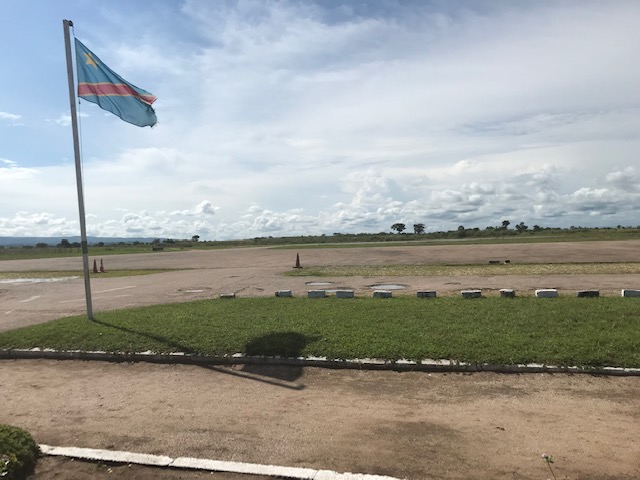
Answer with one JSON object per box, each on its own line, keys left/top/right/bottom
{"left": 39, "top": 445, "right": 404, "bottom": 480}
{"left": 58, "top": 294, "right": 133, "bottom": 304}
{"left": 19, "top": 295, "right": 41, "bottom": 303}
{"left": 94, "top": 285, "right": 137, "bottom": 294}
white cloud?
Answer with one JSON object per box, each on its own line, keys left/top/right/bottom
{"left": 170, "top": 200, "right": 220, "bottom": 216}
{"left": 0, "top": 112, "right": 21, "bottom": 121}
{"left": 51, "top": 112, "right": 89, "bottom": 126}
{"left": 2, "top": 1, "right": 640, "bottom": 239}
{"left": 0, "top": 111, "right": 22, "bottom": 126}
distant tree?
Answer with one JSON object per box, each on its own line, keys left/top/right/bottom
{"left": 151, "top": 238, "right": 161, "bottom": 244}
{"left": 192, "top": 235, "right": 200, "bottom": 242}
{"left": 58, "top": 239, "right": 71, "bottom": 248}
{"left": 515, "top": 222, "right": 529, "bottom": 233}
{"left": 457, "top": 225, "right": 466, "bottom": 238}
{"left": 35, "top": 243, "right": 48, "bottom": 248}
{"left": 501, "top": 220, "right": 511, "bottom": 230}
{"left": 391, "top": 223, "right": 406, "bottom": 234}
{"left": 413, "top": 223, "right": 425, "bottom": 234}
{"left": 532, "top": 225, "right": 541, "bottom": 232}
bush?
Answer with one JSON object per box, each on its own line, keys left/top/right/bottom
{"left": 0, "top": 425, "right": 39, "bottom": 480}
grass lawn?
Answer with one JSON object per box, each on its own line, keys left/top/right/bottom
{"left": 284, "top": 262, "right": 640, "bottom": 277}
{"left": 0, "top": 297, "right": 638, "bottom": 368}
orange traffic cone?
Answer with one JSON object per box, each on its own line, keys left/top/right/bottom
{"left": 99, "top": 259, "right": 105, "bottom": 273}
{"left": 92, "top": 259, "right": 98, "bottom": 273}
{"left": 294, "top": 253, "right": 302, "bottom": 269}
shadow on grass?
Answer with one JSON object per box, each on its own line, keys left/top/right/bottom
{"left": 242, "top": 331, "right": 317, "bottom": 384}
{"left": 94, "top": 320, "right": 313, "bottom": 390}
{"left": 93, "top": 319, "right": 197, "bottom": 354}
{"left": 245, "top": 332, "right": 310, "bottom": 357}
{"left": 202, "top": 331, "right": 317, "bottom": 391}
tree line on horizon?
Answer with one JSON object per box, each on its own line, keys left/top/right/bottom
{"left": 391, "top": 219, "right": 535, "bottom": 237}
{"left": 3, "top": 222, "right": 640, "bottom": 252}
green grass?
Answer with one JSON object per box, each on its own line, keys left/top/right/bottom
{"left": 284, "top": 262, "right": 640, "bottom": 277}
{"left": 0, "top": 246, "right": 191, "bottom": 261}
{"left": 1, "top": 297, "right": 638, "bottom": 368}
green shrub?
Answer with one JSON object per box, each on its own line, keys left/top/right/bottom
{"left": 0, "top": 425, "right": 39, "bottom": 480}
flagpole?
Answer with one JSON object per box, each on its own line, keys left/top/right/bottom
{"left": 63, "top": 19, "right": 94, "bottom": 320}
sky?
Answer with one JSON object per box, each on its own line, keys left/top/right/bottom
{"left": 1, "top": 0, "right": 639, "bottom": 241}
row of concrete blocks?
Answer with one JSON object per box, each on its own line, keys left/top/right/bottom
{"left": 466, "top": 288, "right": 640, "bottom": 299}
{"left": 219, "top": 289, "right": 640, "bottom": 299}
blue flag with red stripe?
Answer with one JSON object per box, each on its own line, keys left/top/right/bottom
{"left": 75, "top": 38, "right": 157, "bottom": 127}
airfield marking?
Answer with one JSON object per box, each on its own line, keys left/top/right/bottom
{"left": 60, "top": 293, "right": 134, "bottom": 304}
{"left": 19, "top": 295, "right": 41, "bottom": 303}
{"left": 59, "top": 286, "right": 137, "bottom": 305}
{"left": 95, "top": 286, "right": 137, "bottom": 294}
{"left": 4, "top": 310, "right": 13, "bottom": 315}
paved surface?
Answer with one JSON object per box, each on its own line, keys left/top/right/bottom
{"left": 2, "top": 240, "right": 640, "bottom": 331}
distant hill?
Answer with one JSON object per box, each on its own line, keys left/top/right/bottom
{"left": 0, "top": 236, "right": 159, "bottom": 247}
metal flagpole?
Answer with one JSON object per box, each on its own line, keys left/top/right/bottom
{"left": 63, "top": 19, "right": 94, "bottom": 320}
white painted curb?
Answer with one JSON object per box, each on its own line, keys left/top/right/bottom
{"left": 39, "top": 445, "right": 403, "bottom": 480}
{"left": 2, "top": 348, "right": 639, "bottom": 376}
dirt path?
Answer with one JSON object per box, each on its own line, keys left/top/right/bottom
{"left": 2, "top": 240, "right": 640, "bottom": 332}
{"left": 1, "top": 360, "right": 639, "bottom": 479}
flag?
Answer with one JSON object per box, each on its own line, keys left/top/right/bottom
{"left": 74, "top": 38, "right": 157, "bottom": 127}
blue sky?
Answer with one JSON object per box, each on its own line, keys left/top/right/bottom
{"left": 1, "top": 0, "right": 639, "bottom": 240}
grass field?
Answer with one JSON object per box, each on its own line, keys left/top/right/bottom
{"left": 285, "top": 262, "right": 640, "bottom": 277}
{"left": 1, "top": 297, "right": 638, "bottom": 367}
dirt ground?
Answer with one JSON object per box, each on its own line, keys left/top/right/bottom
{"left": 0, "top": 360, "right": 638, "bottom": 480}
{"left": 1, "top": 241, "right": 640, "bottom": 479}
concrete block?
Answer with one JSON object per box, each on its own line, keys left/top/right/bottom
{"left": 336, "top": 290, "right": 355, "bottom": 298}
{"left": 500, "top": 289, "right": 516, "bottom": 298}
{"left": 220, "top": 293, "right": 236, "bottom": 299}
{"left": 461, "top": 290, "right": 482, "bottom": 299}
{"left": 576, "top": 290, "right": 599, "bottom": 298}
{"left": 308, "top": 290, "right": 327, "bottom": 299}
{"left": 373, "top": 290, "right": 392, "bottom": 299}
{"left": 622, "top": 289, "right": 640, "bottom": 297}
{"left": 275, "top": 290, "right": 292, "bottom": 297}
{"left": 417, "top": 290, "right": 437, "bottom": 298}
{"left": 535, "top": 289, "right": 558, "bottom": 298}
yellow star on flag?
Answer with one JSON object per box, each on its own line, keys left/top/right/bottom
{"left": 83, "top": 52, "right": 98, "bottom": 68}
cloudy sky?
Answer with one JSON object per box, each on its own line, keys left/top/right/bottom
{"left": 1, "top": 0, "right": 639, "bottom": 240}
